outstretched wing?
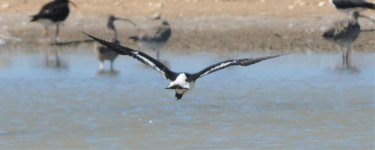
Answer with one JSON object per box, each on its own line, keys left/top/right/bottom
{"left": 84, "top": 33, "right": 177, "bottom": 81}
{"left": 191, "top": 54, "right": 284, "bottom": 81}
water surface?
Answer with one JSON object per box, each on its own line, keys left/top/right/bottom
{"left": 0, "top": 49, "right": 374, "bottom": 149}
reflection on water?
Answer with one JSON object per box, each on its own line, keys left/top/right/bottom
{"left": 96, "top": 70, "right": 120, "bottom": 76}
{"left": 0, "top": 50, "right": 374, "bottom": 149}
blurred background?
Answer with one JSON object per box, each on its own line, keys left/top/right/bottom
{"left": 0, "top": 0, "right": 374, "bottom": 51}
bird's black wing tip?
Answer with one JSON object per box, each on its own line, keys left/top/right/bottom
{"left": 241, "top": 53, "right": 287, "bottom": 66}
{"left": 81, "top": 32, "right": 103, "bottom": 40}
{"left": 82, "top": 32, "right": 135, "bottom": 56}
{"left": 276, "top": 53, "right": 289, "bottom": 57}
{"left": 81, "top": 32, "right": 94, "bottom": 39}
{"left": 260, "top": 53, "right": 288, "bottom": 60}
{"left": 81, "top": 32, "right": 110, "bottom": 45}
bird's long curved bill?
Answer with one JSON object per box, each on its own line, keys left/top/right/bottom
{"left": 69, "top": 0, "right": 78, "bottom": 8}
{"left": 116, "top": 18, "right": 137, "bottom": 27}
{"left": 359, "top": 14, "right": 375, "bottom": 23}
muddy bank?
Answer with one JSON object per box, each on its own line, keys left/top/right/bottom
{"left": 1, "top": 0, "right": 374, "bottom": 52}
{"left": 1, "top": 14, "right": 374, "bottom": 52}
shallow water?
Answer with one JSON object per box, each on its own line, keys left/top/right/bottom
{"left": 0, "top": 49, "right": 374, "bottom": 149}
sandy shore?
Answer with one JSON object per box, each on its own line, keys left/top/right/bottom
{"left": 0, "top": 0, "right": 374, "bottom": 52}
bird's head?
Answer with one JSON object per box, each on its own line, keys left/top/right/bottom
{"left": 352, "top": 11, "right": 360, "bottom": 18}
{"left": 107, "top": 15, "right": 136, "bottom": 31}
{"left": 348, "top": 11, "right": 362, "bottom": 21}
{"left": 107, "top": 15, "right": 117, "bottom": 31}
{"left": 57, "top": 0, "right": 77, "bottom": 7}
{"left": 161, "top": 20, "right": 169, "bottom": 26}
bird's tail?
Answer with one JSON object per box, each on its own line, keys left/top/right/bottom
{"left": 322, "top": 32, "right": 333, "bottom": 39}
{"left": 322, "top": 28, "right": 334, "bottom": 39}
{"left": 30, "top": 15, "right": 39, "bottom": 22}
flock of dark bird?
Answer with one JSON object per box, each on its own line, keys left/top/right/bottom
{"left": 29, "top": 0, "right": 374, "bottom": 100}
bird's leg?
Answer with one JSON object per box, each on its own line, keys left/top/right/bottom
{"left": 54, "top": 49, "right": 60, "bottom": 67}
{"left": 110, "top": 60, "right": 114, "bottom": 72}
{"left": 340, "top": 46, "right": 346, "bottom": 67}
{"left": 55, "top": 24, "right": 60, "bottom": 43}
{"left": 44, "top": 48, "right": 50, "bottom": 67}
{"left": 346, "top": 45, "right": 352, "bottom": 69}
{"left": 44, "top": 26, "right": 49, "bottom": 42}
{"left": 156, "top": 48, "right": 160, "bottom": 61}
{"left": 99, "top": 61, "right": 104, "bottom": 71}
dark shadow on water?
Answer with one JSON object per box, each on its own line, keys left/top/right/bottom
{"left": 333, "top": 64, "right": 360, "bottom": 74}
{"left": 329, "top": 53, "right": 360, "bottom": 74}
{"left": 49, "top": 39, "right": 95, "bottom": 47}
{"left": 44, "top": 59, "right": 69, "bottom": 70}
{"left": 42, "top": 48, "right": 69, "bottom": 69}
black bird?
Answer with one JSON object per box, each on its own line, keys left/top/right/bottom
{"left": 330, "top": 0, "right": 375, "bottom": 12}
{"left": 85, "top": 33, "right": 283, "bottom": 100}
{"left": 94, "top": 15, "right": 136, "bottom": 72}
{"left": 31, "top": 0, "right": 77, "bottom": 43}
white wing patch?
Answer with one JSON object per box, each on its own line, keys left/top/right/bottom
{"left": 169, "top": 73, "right": 190, "bottom": 89}
{"left": 200, "top": 60, "right": 236, "bottom": 78}
{"left": 132, "top": 51, "right": 166, "bottom": 79}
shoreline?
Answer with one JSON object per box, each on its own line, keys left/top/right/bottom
{"left": 0, "top": 0, "right": 374, "bottom": 52}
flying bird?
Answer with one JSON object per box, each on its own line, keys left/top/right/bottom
{"left": 94, "top": 15, "right": 136, "bottom": 72}
{"left": 85, "top": 33, "right": 283, "bottom": 100}
{"left": 30, "top": 0, "right": 77, "bottom": 43}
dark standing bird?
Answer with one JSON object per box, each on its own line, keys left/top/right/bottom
{"left": 31, "top": 0, "right": 77, "bottom": 43}
{"left": 94, "top": 15, "right": 136, "bottom": 72}
{"left": 129, "top": 17, "right": 171, "bottom": 61}
{"left": 323, "top": 11, "right": 362, "bottom": 69}
{"left": 330, "top": 0, "right": 375, "bottom": 13}
{"left": 85, "top": 33, "right": 283, "bottom": 100}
